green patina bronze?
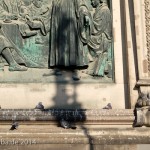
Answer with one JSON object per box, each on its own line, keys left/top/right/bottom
{"left": 0, "top": 0, "right": 113, "bottom": 82}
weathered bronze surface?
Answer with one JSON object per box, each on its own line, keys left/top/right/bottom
{"left": 0, "top": 0, "right": 113, "bottom": 82}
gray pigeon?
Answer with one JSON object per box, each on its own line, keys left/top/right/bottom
{"left": 35, "top": 102, "right": 44, "bottom": 110}
{"left": 10, "top": 122, "right": 19, "bottom": 130}
{"left": 103, "top": 103, "right": 112, "bottom": 109}
{"left": 60, "top": 118, "right": 76, "bottom": 129}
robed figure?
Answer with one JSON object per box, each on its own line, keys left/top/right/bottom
{"left": 49, "top": 0, "right": 91, "bottom": 67}
{"left": 87, "top": 0, "right": 112, "bottom": 77}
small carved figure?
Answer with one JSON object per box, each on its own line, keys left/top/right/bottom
{"left": 87, "top": 0, "right": 112, "bottom": 77}
{"left": 134, "top": 92, "right": 150, "bottom": 127}
{"left": 0, "top": 23, "right": 27, "bottom": 71}
{"left": 0, "top": 0, "right": 38, "bottom": 37}
{"left": 20, "top": 0, "right": 51, "bottom": 35}
{"left": 136, "top": 92, "right": 150, "bottom": 107}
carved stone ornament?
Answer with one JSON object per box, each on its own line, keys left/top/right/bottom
{"left": 134, "top": 93, "right": 150, "bottom": 127}
{"left": 145, "top": 0, "right": 150, "bottom": 73}
{"left": 0, "top": 0, "right": 113, "bottom": 82}
{"left": 134, "top": 106, "right": 150, "bottom": 127}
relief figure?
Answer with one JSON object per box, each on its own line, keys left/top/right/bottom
{"left": 0, "top": 23, "right": 27, "bottom": 71}
{"left": 0, "top": 0, "right": 113, "bottom": 81}
{"left": 87, "top": 0, "right": 112, "bottom": 77}
{"left": 0, "top": 0, "right": 20, "bottom": 20}
{"left": 49, "top": 0, "right": 92, "bottom": 67}
{"left": 0, "top": 0, "right": 52, "bottom": 69}
{"left": 20, "top": 0, "right": 51, "bottom": 36}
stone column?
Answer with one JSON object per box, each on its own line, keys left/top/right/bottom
{"left": 124, "top": 0, "right": 139, "bottom": 108}
{"left": 133, "top": 0, "right": 149, "bottom": 85}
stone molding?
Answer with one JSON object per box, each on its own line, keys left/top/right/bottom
{"left": 1, "top": 109, "right": 150, "bottom": 146}
{"left": 0, "top": 109, "right": 134, "bottom": 125}
{"left": 135, "top": 106, "right": 150, "bottom": 127}
{"left": 0, "top": 125, "right": 150, "bottom": 145}
{"left": 145, "top": 0, "right": 150, "bottom": 73}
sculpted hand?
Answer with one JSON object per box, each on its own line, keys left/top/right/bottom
{"left": 25, "top": 15, "right": 31, "bottom": 21}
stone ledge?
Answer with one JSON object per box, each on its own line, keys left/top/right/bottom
{"left": 0, "top": 109, "right": 149, "bottom": 147}
{"left": 136, "top": 79, "right": 150, "bottom": 86}
{"left": 0, "top": 125, "right": 150, "bottom": 145}
{"left": 0, "top": 109, "right": 134, "bottom": 125}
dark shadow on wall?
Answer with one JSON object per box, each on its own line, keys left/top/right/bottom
{"left": 120, "top": 0, "right": 131, "bottom": 109}
{"left": 128, "top": 0, "right": 139, "bottom": 82}
{"left": 128, "top": 0, "right": 140, "bottom": 111}
{"left": 120, "top": 0, "right": 139, "bottom": 109}
{"left": 42, "top": 0, "right": 115, "bottom": 149}
{"left": 46, "top": 1, "right": 94, "bottom": 149}
{"left": 128, "top": 0, "right": 140, "bottom": 100}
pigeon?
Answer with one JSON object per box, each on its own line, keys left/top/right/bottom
{"left": 10, "top": 122, "right": 19, "bottom": 130}
{"left": 35, "top": 102, "right": 44, "bottom": 110}
{"left": 60, "top": 118, "right": 76, "bottom": 129}
{"left": 103, "top": 103, "right": 112, "bottom": 109}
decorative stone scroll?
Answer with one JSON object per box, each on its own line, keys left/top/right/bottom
{"left": 145, "top": 0, "right": 150, "bottom": 73}
{"left": 0, "top": 0, "right": 114, "bottom": 82}
{"left": 134, "top": 93, "right": 150, "bottom": 127}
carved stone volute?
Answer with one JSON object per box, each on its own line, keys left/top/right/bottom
{"left": 134, "top": 93, "right": 150, "bottom": 127}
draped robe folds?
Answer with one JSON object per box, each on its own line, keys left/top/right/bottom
{"left": 88, "top": 3, "right": 112, "bottom": 53}
{"left": 87, "top": 3, "right": 112, "bottom": 77}
{"left": 49, "top": 0, "right": 91, "bottom": 67}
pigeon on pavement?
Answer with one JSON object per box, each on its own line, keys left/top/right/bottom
{"left": 10, "top": 122, "right": 19, "bottom": 130}
{"left": 103, "top": 103, "right": 112, "bottom": 109}
{"left": 60, "top": 118, "right": 76, "bottom": 129}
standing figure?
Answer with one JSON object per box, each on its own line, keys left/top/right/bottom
{"left": 49, "top": 0, "right": 91, "bottom": 67}
{"left": 87, "top": 0, "right": 112, "bottom": 77}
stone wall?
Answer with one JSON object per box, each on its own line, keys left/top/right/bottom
{"left": 0, "top": 0, "right": 150, "bottom": 149}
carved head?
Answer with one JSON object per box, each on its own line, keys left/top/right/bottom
{"left": 32, "top": 0, "right": 43, "bottom": 8}
{"left": 91, "top": 0, "right": 100, "bottom": 8}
